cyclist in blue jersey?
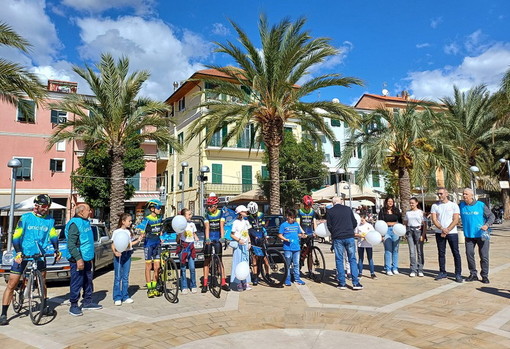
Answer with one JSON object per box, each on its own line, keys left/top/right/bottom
{"left": 297, "top": 195, "right": 317, "bottom": 276}
{"left": 246, "top": 201, "right": 267, "bottom": 286}
{"left": 201, "top": 196, "right": 230, "bottom": 293}
{"left": 0, "top": 194, "right": 60, "bottom": 326}
{"left": 138, "top": 199, "right": 164, "bottom": 298}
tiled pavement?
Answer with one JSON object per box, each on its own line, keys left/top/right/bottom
{"left": 1, "top": 221, "right": 510, "bottom": 348}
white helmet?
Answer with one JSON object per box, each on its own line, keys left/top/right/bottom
{"left": 235, "top": 205, "right": 248, "bottom": 214}
{"left": 247, "top": 201, "right": 258, "bottom": 215}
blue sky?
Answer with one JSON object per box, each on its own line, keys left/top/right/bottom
{"left": 1, "top": 0, "right": 509, "bottom": 105}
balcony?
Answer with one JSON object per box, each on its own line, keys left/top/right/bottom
{"left": 204, "top": 183, "right": 255, "bottom": 196}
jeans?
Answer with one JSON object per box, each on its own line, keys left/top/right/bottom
{"left": 113, "top": 251, "right": 132, "bottom": 301}
{"left": 435, "top": 233, "right": 462, "bottom": 275}
{"left": 333, "top": 238, "right": 359, "bottom": 286}
{"left": 357, "top": 247, "right": 374, "bottom": 275}
{"left": 407, "top": 227, "right": 424, "bottom": 273}
{"left": 70, "top": 260, "right": 94, "bottom": 306}
{"left": 284, "top": 250, "right": 301, "bottom": 283}
{"left": 383, "top": 227, "right": 400, "bottom": 272}
{"left": 465, "top": 237, "right": 490, "bottom": 277}
{"left": 180, "top": 255, "right": 197, "bottom": 290}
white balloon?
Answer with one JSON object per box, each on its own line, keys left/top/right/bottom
{"left": 171, "top": 215, "right": 187, "bottom": 233}
{"left": 393, "top": 223, "right": 406, "bottom": 236}
{"left": 113, "top": 232, "right": 130, "bottom": 252}
{"left": 315, "top": 223, "right": 329, "bottom": 237}
{"left": 365, "top": 230, "right": 382, "bottom": 246}
{"left": 235, "top": 261, "right": 250, "bottom": 280}
{"left": 374, "top": 220, "right": 388, "bottom": 235}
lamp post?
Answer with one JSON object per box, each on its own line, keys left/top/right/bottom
{"left": 469, "top": 165, "right": 480, "bottom": 196}
{"left": 199, "top": 166, "right": 210, "bottom": 216}
{"left": 500, "top": 158, "right": 510, "bottom": 180}
{"left": 180, "top": 161, "right": 188, "bottom": 211}
{"left": 6, "top": 159, "right": 22, "bottom": 251}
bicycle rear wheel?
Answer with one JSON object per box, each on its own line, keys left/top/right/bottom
{"left": 28, "top": 270, "right": 45, "bottom": 325}
{"left": 308, "top": 246, "right": 326, "bottom": 283}
{"left": 12, "top": 275, "right": 26, "bottom": 314}
{"left": 162, "top": 258, "right": 179, "bottom": 303}
{"left": 262, "top": 249, "right": 287, "bottom": 288}
{"left": 209, "top": 254, "right": 222, "bottom": 298}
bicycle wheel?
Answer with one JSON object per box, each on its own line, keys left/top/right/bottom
{"left": 262, "top": 249, "right": 287, "bottom": 288}
{"left": 12, "top": 275, "right": 25, "bottom": 314}
{"left": 209, "top": 254, "right": 222, "bottom": 298}
{"left": 162, "top": 258, "right": 179, "bottom": 303}
{"left": 308, "top": 246, "right": 326, "bottom": 283}
{"left": 28, "top": 270, "right": 45, "bottom": 325}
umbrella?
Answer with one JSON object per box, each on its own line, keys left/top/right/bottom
{"left": 0, "top": 196, "right": 66, "bottom": 211}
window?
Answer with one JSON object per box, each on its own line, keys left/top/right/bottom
{"left": 261, "top": 166, "right": 269, "bottom": 180}
{"left": 372, "top": 171, "right": 380, "bottom": 187}
{"left": 237, "top": 124, "right": 255, "bottom": 148}
{"left": 331, "top": 118, "right": 341, "bottom": 127}
{"left": 241, "top": 85, "right": 252, "bottom": 102}
{"left": 333, "top": 141, "right": 341, "bottom": 158}
{"left": 126, "top": 173, "right": 140, "bottom": 191}
{"left": 17, "top": 100, "right": 35, "bottom": 122}
{"left": 56, "top": 141, "right": 66, "bottom": 152}
{"left": 178, "top": 132, "right": 184, "bottom": 145}
{"left": 324, "top": 154, "right": 331, "bottom": 163}
{"left": 208, "top": 126, "right": 227, "bottom": 147}
{"left": 188, "top": 167, "right": 193, "bottom": 187}
{"left": 212, "top": 164, "right": 222, "bottom": 184}
{"left": 205, "top": 82, "right": 221, "bottom": 100}
{"left": 49, "top": 159, "right": 64, "bottom": 172}
{"left": 50, "top": 110, "right": 67, "bottom": 124}
{"left": 284, "top": 127, "right": 293, "bottom": 134}
{"left": 357, "top": 144, "right": 363, "bottom": 159}
{"left": 242, "top": 165, "right": 252, "bottom": 192}
{"left": 15, "top": 158, "right": 32, "bottom": 180}
{"left": 178, "top": 97, "right": 186, "bottom": 111}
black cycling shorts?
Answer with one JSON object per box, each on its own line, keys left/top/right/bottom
{"left": 11, "top": 259, "right": 46, "bottom": 274}
{"left": 204, "top": 241, "right": 222, "bottom": 258}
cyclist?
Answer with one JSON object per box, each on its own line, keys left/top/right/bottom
{"left": 138, "top": 199, "right": 164, "bottom": 298}
{"left": 0, "top": 194, "right": 60, "bottom": 326}
{"left": 297, "top": 195, "right": 317, "bottom": 276}
{"left": 246, "top": 201, "right": 268, "bottom": 286}
{"left": 201, "top": 196, "right": 230, "bottom": 293}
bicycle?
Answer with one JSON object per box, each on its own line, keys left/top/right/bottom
{"left": 12, "top": 253, "right": 54, "bottom": 325}
{"left": 156, "top": 244, "right": 180, "bottom": 303}
{"left": 206, "top": 240, "right": 228, "bottom": 298}
{"left": 250, "top": 239, "right": 288, "bottom": 288}
{"left": 299, "top": 235, "right": 326, "bottom": 283}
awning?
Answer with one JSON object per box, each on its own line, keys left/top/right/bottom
{"left": 228, "top": 188, "right": 267, "bottom": 203}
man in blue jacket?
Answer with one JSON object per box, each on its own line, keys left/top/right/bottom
{"left": 460, "top": 188, "right": 495, "bottom": 284}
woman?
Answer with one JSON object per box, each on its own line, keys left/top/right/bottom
{"left": 405, "top": 197, "right": 426, "bottom": 277}
{"left": 230, "top": 205, "right": 252, "bottom": 291}
{"left": 378, "top": 197, "right": 402, "bottom": 275}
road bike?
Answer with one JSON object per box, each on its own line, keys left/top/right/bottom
{"left": 250, "top": 239, "right": 288, "bottom": 288}
{"left": 299, "top": 235, "right": 326, "bottom": 283}
{"left": 156, "top": 244, "right": 179, "bottom": 303}
{"left": 206, "top": 240, "right": 228, "bottom": 298}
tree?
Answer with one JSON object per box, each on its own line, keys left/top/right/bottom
{"left": 340, "top": 104, "right": 467, "bottom": 215}
{"left": 0, "top": 21, "right": 47, "bottom": 112}
{"left": 48, "top": 53, "right": 180, "bottom": 223}
{"left": 186, "top": 15, "right": 362, "bottom": 214}
{"left": 257, "top": 131, "right": 328, "bottom": 209}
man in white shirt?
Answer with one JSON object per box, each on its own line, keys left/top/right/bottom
{"left": 431, "top": 187, "right": 462, "bottom": 283}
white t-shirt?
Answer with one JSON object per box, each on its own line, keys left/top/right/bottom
{"left": 406, "top": 209, "right": 424, "bottom": 227}
{"left": 231, "top": 219, "right": 251, "bottom": 244}
{"left": 180, "top": 222, "right": 197, "bottom": 243}
{"left": 431, "top": 201, "right": 460, "bottom": 234}
{"left": 356, "top": 222, "right": 375, "bottom": 248}
{"left": 111, "top": 228, "right": 133, "bottom": 251}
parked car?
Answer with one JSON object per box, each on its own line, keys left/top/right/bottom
{"left": 0, "top": 222, "right": 114, "bottom": 281}
{"left": 160, "top": 216, "right": 205, "bottom": 264}
{"left": 264, "top": 214, "right": 284, "bottom": 250}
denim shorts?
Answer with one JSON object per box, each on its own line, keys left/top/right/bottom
{"left": 11, "top": 258, "right": 46, "bottom": 274}
{"left": 144, "top": 244, "right": 160, "bottom": 261}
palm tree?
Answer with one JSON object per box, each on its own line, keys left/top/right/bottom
{"left": 186, "top": 15, "right": 362, "bottom": 214}
{"left": 0, "top": 21, "right": 47, "bottom": 110}
{"left": 340, "top": 104, "right": 467, "bottom": 215}
{"left": 48, "top": 53, "right": 180, "bottom": 223}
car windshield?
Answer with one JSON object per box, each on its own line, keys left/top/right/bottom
{"left": 163, "top": 217, "right": 205, "bottom": 234}
{"left": 266, "top": 216, "right": 284, "bottom": 228}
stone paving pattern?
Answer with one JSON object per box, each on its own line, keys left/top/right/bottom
{"left": 0, "top": 222, "right": 509, "bottom": 348}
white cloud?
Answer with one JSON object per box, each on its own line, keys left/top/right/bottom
{"left": 416, "top": 43, "right": 431, "bottom": 49}
{"left": 61, "top": 0, "right": 155, "bottom": 15}
{"left": 212, "top": 23, "right": 230, "bottom": 36}
{"left": 444, "top": 42, "right": 460, "bottom": 55}
{"left": 444, "top": 29, "right": 492, "bottom": 56}
{"left": 430, "top": 17, "right": 443, "bottom": 29}
{"left": 406, "top": 43, "right": 510, "bottom": 100}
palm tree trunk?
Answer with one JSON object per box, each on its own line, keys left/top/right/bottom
{"left": 398, "top": 167, "right": 412, "bottom": 218}
{"left": 502, "top": 189, "right": 510, "bottom": 220}
{"left": 267, "top": 144, "right": 281, "bottom": 214}
{"left": 110, "top": 145, "right": 125, "bottom": 227}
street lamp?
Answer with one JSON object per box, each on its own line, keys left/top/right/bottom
{"left": 499, "top": 158, "right": 510, "bottom": 180}
{"left": 469, "top": 165, "right": 480, "bottom": 196}
{"left": 415, "top": 186, "right": 426, "bottom": 211}
{"left": 6, "top": 159, "right": 22, "bottom": 251}
{"left": 180, "top": 161, "right": 188, "bottom": 211}
{"left": 159, "top": 185, "right": 166, "bottom": 205}
{"left": 199, "top": 166, "right": 210, "bottom": 216}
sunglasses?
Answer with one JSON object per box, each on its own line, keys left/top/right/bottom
{"left": 38, "top": 204, "right": 50, "bottom": 209}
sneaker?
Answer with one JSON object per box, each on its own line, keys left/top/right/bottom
{"left": 0, "top": 314, "right": 9, "bottom": 325}
{"left": 409, "top": 272, "right": 416, "bottom": 277}
{"left": 181, "top": 289, "right": 189, "bottom": 295}
{"left": 434, "top": 272, "right": 447, "bottom": 281}
{"left": 114, "top": 300, "right": 122, "bottom": 306}
{"left": 123, "top": 298, "right": 134, "bottom": 304}
{"left": 201, "top": 285, "right": 208, "bottom": 293}
{"left": 147, "top": 289, "right": 155, "bottom": 298}
{"left": 245, "top": 285, "right": 253, "bottom": 291}
{"left": 352, "top": 283, "right": 364, "bottom": 290}
{"left": 296, "top": 280, "right": 306, "bottom": 285}
{"left": 482, "top": 277, "right": 490, "bottom": 284}
{"left": 392, "top": 269, "right": 399, "bottom": 275}
{"left": 358, "top": 274, "right": 362, "bottom": 278}
{"left": 466, "top": 274, "right": 479, "bottom": 282}
{"left": 418, "top": 272, "right": 424, "bottom": 277}
{"left": 69, "top": 305, "right": 83, "bottom": 317}
{"left": 346, "top": 273, "right": 352, "bottom": 280}
{"left": 237, "top": 284, "right": 244, "bottom": 292}
{"left": 253, "top": 278, "right": 259, "bottom": 286}
{"left": 285, "top": 281, "right": 292, "bottom": 286}
{"left": 387, "top": 270, "right": 393, "bottom": 276}
{"left": 337, "top": 284, "right": 347, "bottom": 290}
{"left": 191, "top": 288, "right": 198, "bottom": 294}
{"left": 221, "top": 284, "right": 231, "bottom": 292}
{"left": 455, "top": 275, "right": 464, "bottom": 283}
{"left": 371, "top": 273, "right": 378, "bottom": 280}
{"left": 82, "top": 303, "right": 103, "bottom": 310}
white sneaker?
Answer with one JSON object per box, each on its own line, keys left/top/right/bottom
{"left": 181, "top": 289, "right": 189, "bottom": 295}
{"left": 409, "top": 272, "right": 416, "bottom": 277}
{"left": 114, "top": 300, "right": 122, "bottom": 306}
{"left": 393, "top": 270, "right": 399, "bottom": 275}
{"left": 123, "top": 298, "right": 134, "bottom": 304}
{"left": 191, "top": 288, "right": 198, "bottom": 294}
{"left": 418, "top": 272, "right": 424, "bottom": 277}
{"left": 387, "top": 270, "right": 393, "bottom": 276}
{"left": 245, "top": 285, "right": 253, "bottom": 291}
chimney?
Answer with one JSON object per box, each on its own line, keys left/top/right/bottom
{"left": 401, "top": 90, "right": 410, "bottom": 100}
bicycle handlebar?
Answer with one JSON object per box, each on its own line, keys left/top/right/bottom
{"left": 21, "top": 253, "right": 60, "bottom": 265}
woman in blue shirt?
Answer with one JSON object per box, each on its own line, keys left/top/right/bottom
{"left": 278, "top": 209, "right": 307, "bottom": 286}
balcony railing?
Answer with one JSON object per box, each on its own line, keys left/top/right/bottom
{"left": 204, "top": 183, "right": 255, "bottom": 195}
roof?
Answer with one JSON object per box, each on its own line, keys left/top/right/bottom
{"left": 354, "top": 93, "right": 422, "bottom": 108}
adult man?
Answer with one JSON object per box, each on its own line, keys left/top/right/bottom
{"left": 431, "top": 187, "right": 463, "bottom": 283}
{"left": 138, "top": 199, "right": 163, "bottom": 298}
{"left": 326, "top": 196, "right": 363, "bottom": 290}
{"left": 460, "top": 188, "right": 495, "bottom": 284}
{"left": 66, "top": 203, "right": 102, "bottom": 316}
{"left": 0, "top": 195, "right": 60, "bottom": 326}
{"left": 202, "top": 196, "right": 230, "bottom": 293}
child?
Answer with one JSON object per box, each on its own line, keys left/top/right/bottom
{"left": 355, "top": 215, "right": 377, "bottom": 279}
{"left": 111, "top": 213, "right": 142, "bottom": 305}
{"left": 230, "top": 205, "right": 252, "bottom": 291}
{"left": 176, "top": 209, "right": 199, "bottom": 294}
{"left": 278, "top": 209, "right": 307, "bottom": 286}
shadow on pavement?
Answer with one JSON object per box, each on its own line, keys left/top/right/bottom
{"left": 477, "top": 286, "right": 510, "bottom": 299}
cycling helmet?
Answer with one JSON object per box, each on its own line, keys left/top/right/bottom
{"left": 302, "top": 195, "right": 313, "bottom": 206}
{"left": 34, "top": 194, "right": 52, "bottom": 206}
{"left": 146, "top": 199, "right": 163, "bottom": 209}
{"left": 206, "top": 196, "right": 219, "bottom": 206}
{"left": 247, "top": 201, "right": 258, "bottom": 215}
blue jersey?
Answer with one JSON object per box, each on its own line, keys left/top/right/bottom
{"left": 297, "top": 208, "right": 315, "bottom": 235}
{"left": 279, "top": 221, "right": 301, "bottom": 251}
{"left": 204, "top": 209, "right": 224, "bottom": 241}
{"left": 13, "top": 212, "right": 58, "bottom": 256}
{"left": 138, "top": 215, "right": 163, "bottom": 247}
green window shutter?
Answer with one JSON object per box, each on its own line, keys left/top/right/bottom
{"left": 51, "top": 110, "right": 59, "bottom": 123}
{"left": 171, "top": 174, "right": 174, "bottom": 191}
{"left": 357, "top": 144, "right": 363, "bottom": 158}
{"left": 333, "top": 141, "right": 341, "bottom": 158}
{"left": 178, "top": 132, "right": 184, "bottom": 145}
{"left": 372, "top": 171, "right": 380, "bottom": 187}
{"left": 242, "top": 165, "right": 252, "bottom": 192}
{"left": 16, "top": 158, "right": 32, "bottom": 179}
{"left": 261, "top": 166, "right": 269, "bottom": 180}
{"left": 188, "top": 167, "right": 193, "bottom": 187}
{"left": 331, "top": 119, "right": 341, "bottom": 127}
{"left": 212, "top": 164, "right": 222, "bottom": 184}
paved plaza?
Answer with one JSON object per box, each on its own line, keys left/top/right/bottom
{"left": 1, "top": 222, "right": 510, "bottom": 348}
